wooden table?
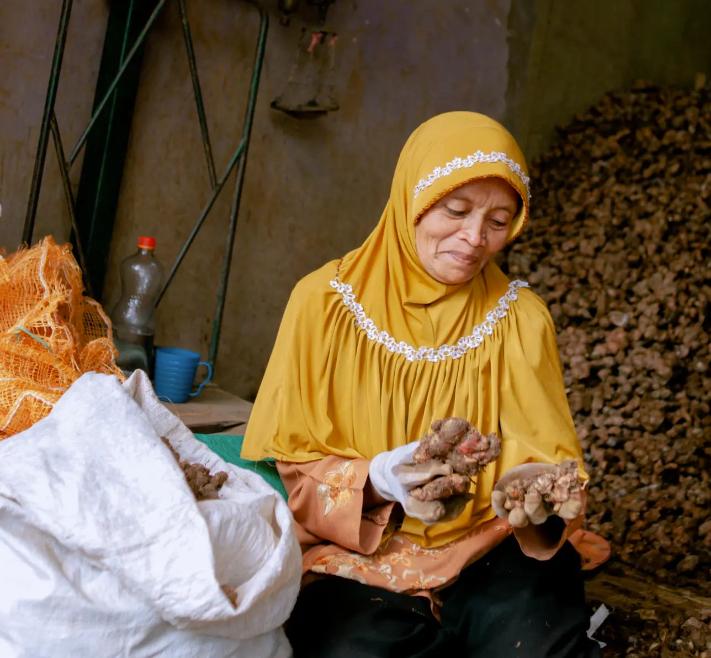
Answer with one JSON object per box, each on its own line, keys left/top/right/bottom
{"left": 161, "top": 383, "right": 252, "bottom": 435}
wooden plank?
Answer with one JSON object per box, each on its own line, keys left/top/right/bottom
{"left": 161, "top": 383, "right": 252, "bottom": 434}
{"left": 586, "top": 567, "right": 711, "bottom": 619}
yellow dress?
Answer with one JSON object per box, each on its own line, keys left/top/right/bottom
{"left": 242, "top": 112, "right": 587, "bottom": 549}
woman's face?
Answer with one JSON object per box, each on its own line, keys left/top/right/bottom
{"left": 415, "top": 178, "right": 519, "bottom": 284}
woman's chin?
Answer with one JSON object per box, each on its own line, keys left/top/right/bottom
{"left": 432, "top": 264, "right": 481, "bottom": 285}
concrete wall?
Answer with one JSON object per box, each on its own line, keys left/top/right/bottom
{"left": 512, "top": 0, "right": 711, "bottom": 159}
{"left": 0, "top": 0, "right": 107, "bottom": 249}
{"left": 102, "top": 0, "right": 511, "bottom": 398}
{"left": 4, "top": 0, "right": 711, "bottom": 399}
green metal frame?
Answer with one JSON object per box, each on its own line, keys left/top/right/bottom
{"left": 23, "top": 0, "right": 269, "bottom": 370}
{"left": 73, "top": 0, "right": 160, "bottom": 301}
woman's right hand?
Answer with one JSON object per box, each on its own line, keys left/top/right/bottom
{"left": 369, "top": 442, "right": 470, "bottom": 525}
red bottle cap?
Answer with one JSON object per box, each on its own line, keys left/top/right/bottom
{"left": 137, "top": 236, "right": 156, "bottom": 250}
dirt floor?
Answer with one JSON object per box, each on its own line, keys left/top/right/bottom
{"left": 585, "top": 562, "right": 711, "bottom": 656}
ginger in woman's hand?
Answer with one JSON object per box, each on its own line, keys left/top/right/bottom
{"left": 406, "top": 418, "right": 502, "bottom": 503}
{"left": 409, "top": 473, "right": 470, "bottom": 502}
{"left": 493, "top": 460, "right": 583, "bottom": 526}
{"left": 380, "top": 419, "right": 500, "bottom": 523}
{"left": 412, "top": 418, "right": 470, "bottom": 461}
{"left": 446, "top": 429, "right": 501, "bottom": 476}
{"left": 413, "top": 418, "right": 501, "bottom": 476}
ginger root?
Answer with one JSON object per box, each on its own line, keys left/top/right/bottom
{"left": 413, "top": 418, "right": 501, "bottom": 476}
{"left": 161, "top": 437, "right": 229, "bottom": 501}
{"left": 499, "top": 460, "right": 582, "bottom": 519}
{"left": 445, "top": 428, "right": 502, "bottom": 476}
{"left": 408, "top": 418, "right": 502, "bottom": 503}
{"left": 413, "top": 418, "right": 470, "bottom": 462}
{"left": 409, "top": 473, "right": 470, "bottom": 502}
{"left": 221, "top": 585, "right": 238, "bottom": 608}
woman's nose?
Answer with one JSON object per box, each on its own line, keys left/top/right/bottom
{"left": 459, "top": 219, "right": 486, "bottom": 246}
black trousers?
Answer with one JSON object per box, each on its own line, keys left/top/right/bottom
{"left": 285, "top": 536, "right": 601, "bottom": 658}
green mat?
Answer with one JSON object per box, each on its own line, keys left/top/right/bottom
{"left": 194, "top": 434, "right": 288, "bottom": 501}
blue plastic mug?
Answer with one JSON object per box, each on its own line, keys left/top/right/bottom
{"left": 154, "top": 347, "right": 212, "bottom": 403}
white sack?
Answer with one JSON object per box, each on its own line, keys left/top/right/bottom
{"left": 0, "top": 371, "right": 301, "bottom": 658}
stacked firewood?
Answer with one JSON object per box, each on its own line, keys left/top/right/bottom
{"left": 502, "top": 81, "right": 711, "bottom": 587}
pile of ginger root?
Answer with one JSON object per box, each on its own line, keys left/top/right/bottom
{"left": 161, "top": 437, "right": 229, "bottom": 501}
{"left": 161, "top": 437, "right": 237, "bottom": 607}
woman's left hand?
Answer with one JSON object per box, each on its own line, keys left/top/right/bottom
{"left": 490, "top": 461, "right": 583, "bottom": 528}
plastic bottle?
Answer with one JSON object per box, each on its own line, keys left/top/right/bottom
{"left": 110, "top": 236, "right": 164, "bottom": 376}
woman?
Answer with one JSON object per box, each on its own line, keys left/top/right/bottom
{"left": 242, "top": 112, "right": 604, "bottom": 657}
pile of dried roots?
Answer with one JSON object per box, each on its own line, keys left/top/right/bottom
{"left": 502, "top": 81, "right": 711, "bottom": 656}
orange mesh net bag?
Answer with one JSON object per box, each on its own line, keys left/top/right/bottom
{"left": 0, "top": 237, "right": 124, "bottom": 439}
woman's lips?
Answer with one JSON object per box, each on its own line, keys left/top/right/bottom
{"left": 446, "top": 251, "right": 478, "bottom": 265}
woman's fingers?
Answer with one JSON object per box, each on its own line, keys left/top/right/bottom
{"left": 490, "top": 490, "right": 508, "bottom": 518}
{"left": 404, "top": 495, "right": 445, "bottom": 524}
{"left": 393, "top": 461, "right": 453, "bottom": 489}
{"left": 524, "top": 490, "right": 548, "bottom": 525}
{"left": 404, "top": 493, "right": 472, "bottom": 525}
{"left": 557, "top": 495, "right": 583, "bottom": 520}
{"left": 508, "top": 507, "right": 528, "bottom": 527}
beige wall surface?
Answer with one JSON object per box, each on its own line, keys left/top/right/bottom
{"left": 5, "top": 0, "right": 711, "bottom": 400}
{"left": 0, "top": 0, "right": 107, "bottom": 249}
{"left": 101, "top": 0, "right": 511, "bottom": 398}
{"left": 515, "top": 0, "right": 711, "bottom": 159}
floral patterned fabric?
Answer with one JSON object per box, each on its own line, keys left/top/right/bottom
{"left": 278, "top": 457, "right": 601, "bottom": 600}
{"left": 316, "top": 460, "right": 357, "bottom": 515}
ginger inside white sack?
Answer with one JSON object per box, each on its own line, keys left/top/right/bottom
{"left": 0, "top": 371, "right": 301, "bottom": 658}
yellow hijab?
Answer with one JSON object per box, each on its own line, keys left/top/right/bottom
{"left": 242, "top": 112, "right": 585, "bottom": 547}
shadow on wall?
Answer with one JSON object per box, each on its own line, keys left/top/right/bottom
{"left": 510, "top": 0, "right": 711, "bottom": 159}
{"left": 0, "top": 0, "right": 108, "bottom": 250}
{"left": 102, "top": 0, "right": 511, "bottom": 399}
{"left": 7, "top": 0, "right": 711, "bottom": 399}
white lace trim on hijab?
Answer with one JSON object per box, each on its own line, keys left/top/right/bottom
{"left": 413, "top": 151, "right": 531, "bottom": 201}
{"left": 329, "top": 277, "right": 530, "bottom": 363}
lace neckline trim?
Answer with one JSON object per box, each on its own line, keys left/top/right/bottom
{"left": 329, "top": 276, "right": 530, "bottom": 363}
